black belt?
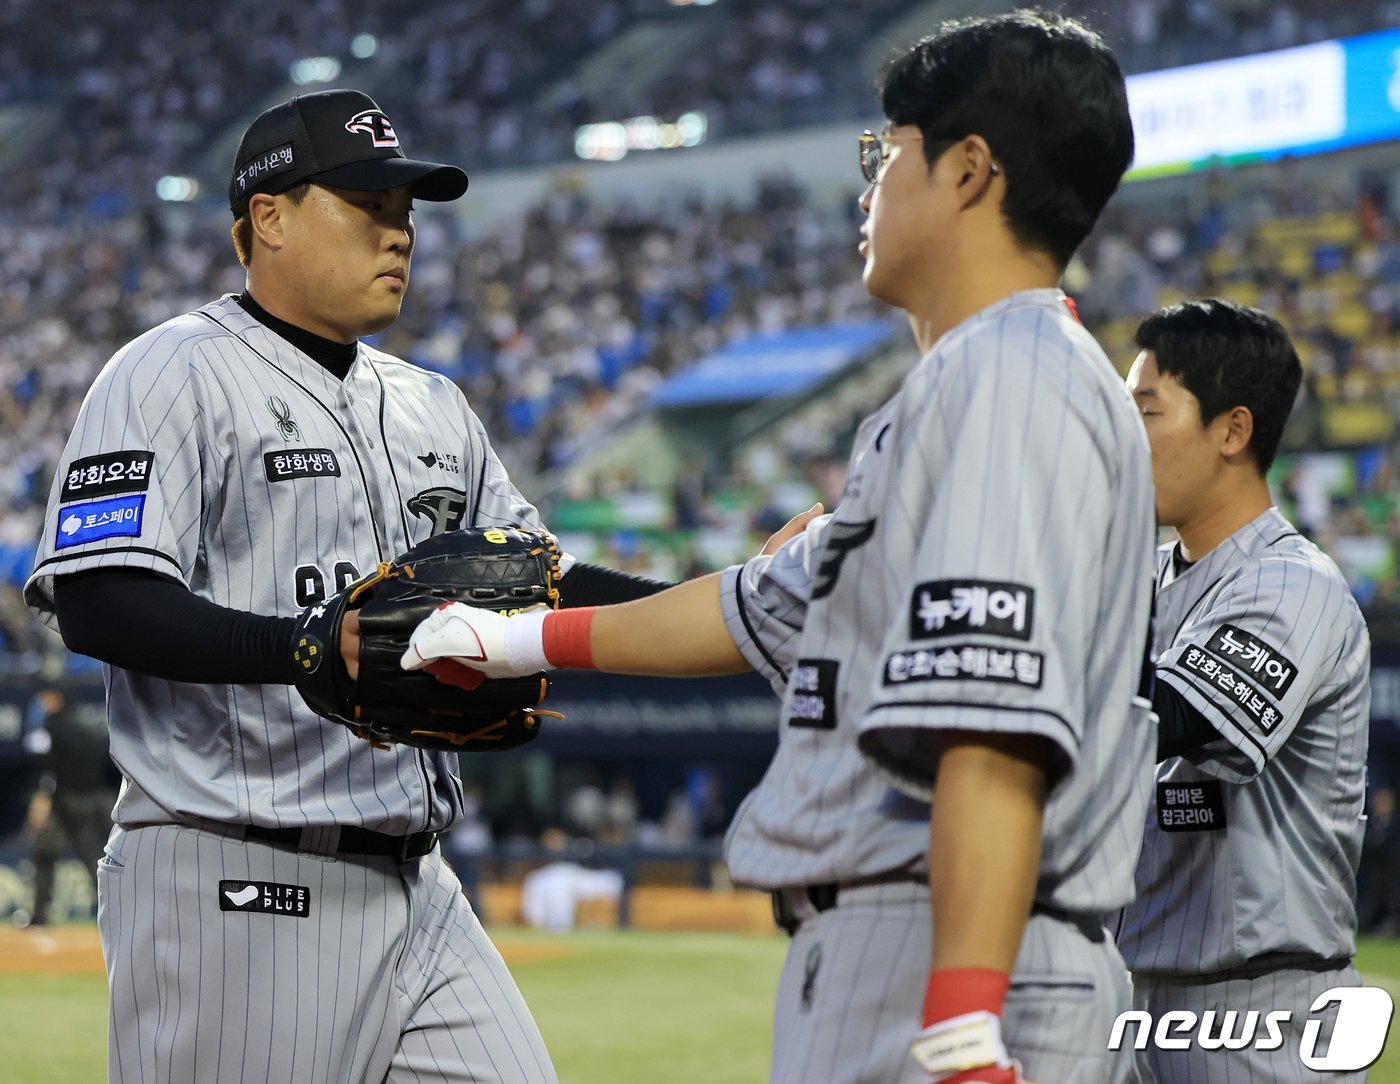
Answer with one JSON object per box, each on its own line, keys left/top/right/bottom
{"left": 772, "top": 878, "right": 1105, "bottom": 941}
{"left": 771, "top": 869, "right": 927, "bottom": 935}
{"left": 1032, "top": 903, "right": 1107, "bottom": 944}
{"left": 242, "top": 824, "right": 439, "bottom": 864}
{"left": 1144, "top": 955, "right": 1351, "bottom": 985}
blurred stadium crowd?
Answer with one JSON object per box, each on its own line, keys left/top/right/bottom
{"left": 4, "top": 0, "right": 1400, "bottom": 677}
{"left": 4, "top": 0, "right": 1396, "bottom": 210}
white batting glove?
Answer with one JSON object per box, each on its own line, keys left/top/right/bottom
{"left": 400, "top": 602, "right": 550, "bottom": 680}
{"left": 910, "top": 1012, "right": 1024, "bottom": 1084}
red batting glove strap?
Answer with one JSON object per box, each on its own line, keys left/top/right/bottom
{"left": 929, "top": 1064, "right": 1023, "bottom": 1084}
{"left": 922, "top": 969, "right": 1011, "bottom": 1028}
{"left": 541, "top": 607, "right": 597, "bottom": 670}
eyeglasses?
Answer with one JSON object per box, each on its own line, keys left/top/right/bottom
{"left": 859, "top": 130, "right": 908, "bottom": 184}
{"left": 858, "top": 129, "right": 1001, "bottom": 185}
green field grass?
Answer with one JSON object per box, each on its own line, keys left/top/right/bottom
{"left": 2, "top": 929, "right": 1397, "bottom": 1083}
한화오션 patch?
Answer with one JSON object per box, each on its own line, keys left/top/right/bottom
{"left": 59, "top": 451, "right": 154, "bottom": 503}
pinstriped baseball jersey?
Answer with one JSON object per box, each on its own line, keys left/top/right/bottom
{"left": 1115, "top": 508, "right": 1370, "bottom": 975}
{"left": 720, "top": 288, "right": 1158, "bottom": 914}
{"left": 24, "top": 295, "right": 555, "bottom": 836}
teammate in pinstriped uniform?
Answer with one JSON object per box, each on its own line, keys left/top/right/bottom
{"left": 1114, "top": 299, "right": 1374, "bottom": 1082}
{"left": 22, "top": 89, "right": 678, "bottom": 1084}
{"left": 400, "top": 13, "right": 1155, "bottom": 1083}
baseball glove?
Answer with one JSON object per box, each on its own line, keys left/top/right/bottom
{"left": 289, "top": 526, "right": 564, "bottom": 751}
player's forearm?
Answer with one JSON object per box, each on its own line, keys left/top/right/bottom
{"left": 588, "top": 573, "right": 748, "bottom": 676}
{"left": 929, "top": 733, "right": 1048, "bottom": 972}
{"left": 401, "top": 508, "right": 821, "bottom": 684}
{"left": 910, "top": 734, "right": 1049, "bottom": 1082}
{"left": 403, "top": 572, "right": 751, "bottom": 680}
{"left": 558, "top": 508, "right": 821, "bottom": 669}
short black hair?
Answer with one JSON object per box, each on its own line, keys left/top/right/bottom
{"left": 1135, "top": 298, "right": 1302, "bottom": 473}
{"left": 880, "top": 8, "right": 1133, "bottom": 267}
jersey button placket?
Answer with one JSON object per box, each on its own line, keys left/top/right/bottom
{"left": 343, "top": 391, "right": 370, "bottom": 450}
{"left": 346, "top": 393, "right": 371, "bottom": 446}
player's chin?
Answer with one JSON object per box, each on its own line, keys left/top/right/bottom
{"left": 861, "top": 261, "right": 900, "bottom": 308}
{"left": 1156, "top": 507, "right": 1186, "bottom": 532}
{"left": 361, "top": 302, "right": 405, "bottom": 336}
{"left": 1153, "top": 492, "right": 1188, "bottom": 530}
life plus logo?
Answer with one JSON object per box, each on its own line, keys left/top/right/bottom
{"left": 1109, "top": 986, "right": 1394, "bottom": 1071}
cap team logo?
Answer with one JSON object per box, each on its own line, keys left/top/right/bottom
{"left": 345, "top": 109, "right": 399, "bottom": 148}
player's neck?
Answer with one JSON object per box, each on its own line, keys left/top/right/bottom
{"left": 242, "top": 266, "right": 364, "bottom": 345}
{"left": 906, "top": 251, "right": 1061, "bottom": 355}
{"left": 238, "top": 291, "right": 358, "bottom": 379}
{"left": 1175, "top": 479, "right": 1273, "bottom": 563}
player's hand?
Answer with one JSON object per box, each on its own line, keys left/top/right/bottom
{"left": 912, "top": 1012, "right": 1037, "bottom": 1084}
{"left": 400, "top": 601, "right": 517, "bottom": 685}
{"left": 761, "top": 502, "right": 824, "bottom": 555}
{"left": 340, "top": 609, "right": 361, "bottom": 682}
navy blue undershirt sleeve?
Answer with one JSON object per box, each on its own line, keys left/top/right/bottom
{"left": 1153, "top": 676, "right": 1223, "bottom": 760}
{"left": 559, "top": 562, "right": 672, "bottom": 606}
{"left": 53, "top": 569, "right": 297, "bottom": 684}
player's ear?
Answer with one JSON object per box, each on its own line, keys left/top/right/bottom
{"left": 952, "top": 136, "right": 1000, "bottom": 208}
{"left": 1219, "top": 405, "right": 1255, "bottom": 462}
{"left": 247, "top": 193, "right": 286, "bottom": 253}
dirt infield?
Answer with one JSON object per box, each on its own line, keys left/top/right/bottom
{"left": 0, "top": 925, "right": 104, "bottom": 976}
{"left": 0, "top": 923, "right": 573, "bottom": 978}
{"left": 0, "top": 884, "right": 772, "bottom": 979}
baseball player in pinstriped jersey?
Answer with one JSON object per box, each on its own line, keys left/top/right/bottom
{"left": 1114, "top": 299, "right": 1376, "bottom": 1081}
{"left": 401, "top": 13, "right": 1156, "bottom": 1083}
{"left": 22, "top": 89, "right": 681, "bottom": 1084}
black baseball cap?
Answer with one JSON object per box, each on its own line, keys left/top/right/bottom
{"left": 229, "top": 89, "right": 468, "bottom": 216}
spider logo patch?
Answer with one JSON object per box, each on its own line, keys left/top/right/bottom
{"left": 267, "top": 396, "right": 301, "bottom": 442}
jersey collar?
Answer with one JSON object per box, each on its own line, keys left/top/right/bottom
{"left": 1159, "top": 507, "right": 1296, "bottom": 590}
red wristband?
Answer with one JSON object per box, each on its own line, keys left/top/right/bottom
{"left": 922, "top": 968, "right": 1011, "bottom": 1029}
{"left": 542, "top": 607, "right": 597, "bottom": 669}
